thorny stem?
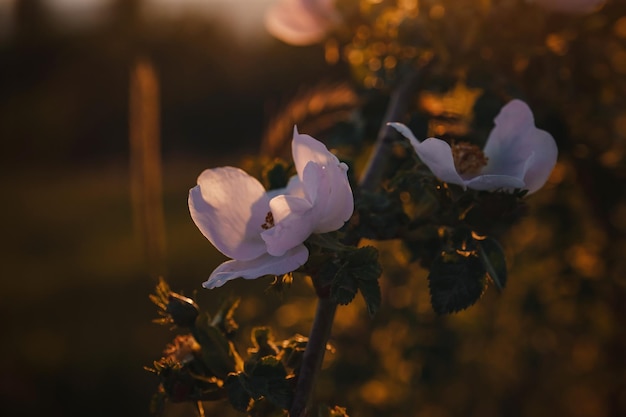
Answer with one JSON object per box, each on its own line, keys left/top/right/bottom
{"left": 288, "top": 68, "right": 424, "bottom": 417}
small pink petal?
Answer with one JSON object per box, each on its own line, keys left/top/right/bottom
{"left": 310, "top": 161, "right": 353, "bottom": 232}
{"left": 482, "top": 100, "right": 557, "bottom": 194}
{"left": 292, "top": 126, "right": 338, "bottom": 179}
{"left": 203, "top": 245, "right": 309, "bottom": 289}
{"left": 262, "top": 194, "right": 315, "bottom": 257}
{"left": 520, "top": 133, "right": 558, "bottom": 194}
{"left": 291, "top": 129, "right": 354, "bottom": 232}
{"left": 389, "top": 123, "right": 466, "bottom": 188}
{"left": 189, "top": 167, "right": 269, "bottom": 261}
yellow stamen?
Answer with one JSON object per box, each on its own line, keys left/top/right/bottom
{"left": 261, "top": 211, "right": 275, "bottom": 230}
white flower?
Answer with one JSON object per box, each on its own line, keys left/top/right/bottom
{"left": 529, "top": 0, "right": 605, "bottom": 13}
{"left": 189, "top": 127, "right": 353, "bottom": 289}
{"left": 389, "top": 100, "right": 558, "bottom": 194}
{"left": 265, "top": 0, "right": 339, "bottom": 46}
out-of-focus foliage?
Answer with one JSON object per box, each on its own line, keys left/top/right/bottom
{"left": 253, "top": 2, "right": 626, "bottom": 416}
{"left": 2, "top": 1, "right": 626, "bottom": 417}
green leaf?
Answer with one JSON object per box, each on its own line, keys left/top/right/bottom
{"left": 477, "top": 237, "right": 508, "bottom": 291}
{"left": 331, "top": 268, "right": 359, "bottom": 305}
{"left": 329, "top": 246, "right": 382, "bottom": 313}
{"left": 225, "top": 373, "right": 251, "bottom": 412}
{"left": 242, "top": 357, "right": 293, "bottom": 410}
{"left": 359, "top": 278, "right": 381, "bottom": 317}
{"left": 277, "top": 334, "right": 308, "bottom": 370}
{"left": 192, "top": 313, "right": 241, "bottom": 379}
{"left": 345, "top": 246, "right": 378, "bottom": 268}
{"left": 428, "top": 253, "right": 487, "bottom": 314}
{"left": 210, "top": 297, "right": 240, "bottom": 338}
{"left": 166, "top": 293, "right": 200, "bottom": 328}
{"left": 249, "top": 327, "right": 280, "bottom": 360}
{"left": 348, "top": 247, "right": 383, "bottom": 316}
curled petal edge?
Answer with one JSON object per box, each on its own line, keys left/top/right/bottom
{"left": 203, "top": 245, "right": 309, "bottom": 289}
{"left": 463, "top": 174, "right": 526, "bottom": 191}
{"left": 389, "top": 123, "right": 465, "bottom": 188}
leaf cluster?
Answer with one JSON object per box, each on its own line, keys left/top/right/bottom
{"left": 306, "top": 235, "right": 384, "bottom": 318}
{"left": 148, "top": 281, "right": 336, "bottom": 417}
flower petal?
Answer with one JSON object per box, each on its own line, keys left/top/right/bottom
{"left": 264, "top": 0, "right": 336, "bottom": 46}
{"left": 189, "top": 167, "right": 269, "bottom": 261}
{"left": 304, "top": 160, "right": 353, "bottom": 233}
{"left": 481, "top": 100, "right": 536, "bottom": 181}
{"left": 291, "top": 128, "right": 354, "bottom": 231}
{"left": 413, "top": 138, "right": 467, "bottom": 188}
{"left": 262, "top": 194, "right": 315, "bottom": 256}
{"left": 482, "top": 100, "right": 557, "bottom": 194}
{"left": 520, "top": 133, "right": 558, "bottom": 194}
{"left": 463, "top": 174, "right": 526, "bottom": 191}
{"left": 389, "top": 123, "right": 466, "bottom": 188}
{"left": 203, "top": 245, "right": 309, "bottom": 289}
{"left": 388, "top": 122, "right": 421, "bottom": 146}
{"left": 292, "top": 126, "right": 337, "bottom": 177}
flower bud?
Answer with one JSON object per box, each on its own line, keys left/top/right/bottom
{"left": 166, "top": 293, "right": 200, "bottom": 328}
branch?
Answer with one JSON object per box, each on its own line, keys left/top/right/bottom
{"left": 289, "top": 68, "right": 425, "bottom": 417}
{"left": 358, "top": 69, "right": 423, "bottom": 191}
{"left": 288, "top": 298, "right": 337, "bottom": 417}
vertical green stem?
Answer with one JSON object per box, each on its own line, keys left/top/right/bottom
{"left": 288, "top": 298, "right": 337, "bottom": 417}
{"left": 289, "top": 68, "right": 424, "bottom": 417}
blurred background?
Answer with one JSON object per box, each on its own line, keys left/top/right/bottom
{"left": 1, "top": 1, "right": 625, "bottom": 417}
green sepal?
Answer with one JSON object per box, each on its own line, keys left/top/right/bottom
{"left": 477, "top": 237, "right": 508, "bottom": 291}
{"left": 428, "top": 252, "right": 487, "bottom": 314}
{"left": 278, "top": 334, "right": 308, "bottom": 370}
{"left": 225, "top": 373, "right": 251, "bottom": 412}
{"left": 149, "top": 278, "right": 199, "bottom": 328}
{"left": 192, "top": 313, "right": 242, "bottom": 379}
{"left": 210, "top": 297, "right": 240, "bottom": 339}
{"left": 267, "top": 273, "right": 293, "bottom": 294}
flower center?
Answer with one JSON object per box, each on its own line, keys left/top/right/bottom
{"left": 261, "top": 211, "right": 275, "bottom": 230}
{"left": 451, "top": 142, "right": 489, "bottom": 176}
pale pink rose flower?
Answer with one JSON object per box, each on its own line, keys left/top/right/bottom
{"left": 265, "top": 0, "right": 339, "bottom": 45}
{"left": 389, "top": 100, "right": 558, "bottom": 194}
{"left": 189, "top": 127, "right": 353, "bottom": 288}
